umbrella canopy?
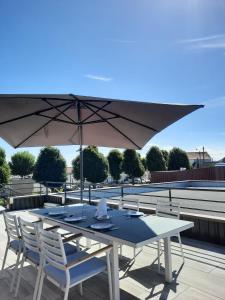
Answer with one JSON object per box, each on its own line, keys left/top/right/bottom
{"left": 0, "top": 94, "right": 203, "bottom": 201}
{"left": 0, "top": 94, "right": 203, "bottom": 149}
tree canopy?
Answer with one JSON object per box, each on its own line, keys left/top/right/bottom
{"left": 72, "top": 146, "right": 109, "bottom": 184}
{"left": 33, "top": 147, "right": 67, "bottom": 185}
{"left": 161, "top": 150, "right": 169, "bottom": 168}
{"left": 141, "top": 157, "right": 147, "bottom": 170}
{"left": 0, "top": 147, "right": 10, "bottom": 185}
{"left": 107, "top": 150, "right": 123, "bottom": 182}
{"left": 168, "top": 147, "right": 190, "bottom": 170}
{"left": 9, "top": 151, "right": 35, "bottom": 178}
{"left": 122, "top": 149, "right": 145, "bottom": 183}
{"left": 146, "top": 146, "right": 166, "bottom": 172}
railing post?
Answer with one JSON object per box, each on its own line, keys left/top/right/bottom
{"left": 64, "top": 183, "right": 67, "bottom": 205}
{"left": 39, "top": 183, "right": 42, "bottom": 196}
{"left": 88, "top": 185, "right": 91, "bottom": 205}
{"left": 121, "top": 186, "right": 124, "bottom": 199}
{"left": 169, "top": 188, "right": 172, "bottom": 211}
{"left": 45, "top": 182, "right": 48, "bottom": 196}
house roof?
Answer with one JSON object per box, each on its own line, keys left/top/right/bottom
{"left": 187, "top": 151, "right": 211, "bottom": 160}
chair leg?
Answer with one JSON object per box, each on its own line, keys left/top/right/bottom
{"left": 86, "top": 238, "right": 91, "bottom": 249}
{"left": 157, "top": 240, "right": 161, "bottom": 273}
{"left": 36, "top": 271, "right": 45, "bottom": 300}
{"left": 76, "top": 239, "right": 80, "bottom": 252}
{"left": 33, "top": 264, "right": 43, "bottom": 300}
{"left": 14, "top": 255, "right": 25, "bottom": 297}
{"left": 1, "top": 245, "right": 9, "bottom": 271}
{"left": 64, "top": 285, "right": 69, "bottom": 300}
{"left": 119, "top": 245, "right": 122, "bottom": 258}
{"left": 106, "top": 252, "right": 113, "bottom": 300}
{"left": 178, "top": 234, "right": 184, "bottom": 263}
{"left": 10, "top": 250, "right": 21, "bottom": 293}
{"left": 78, "top": 283, "right": 83, "bottom": 296}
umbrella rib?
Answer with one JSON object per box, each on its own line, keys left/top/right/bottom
{"left": 85, "top": 102, "right": 158, "bottom": 132}
{"left": 14, "top": 103, "right": 73, "bottom": 148}
{"left": 83, "top": 116, "right": 118, "bottom": 125}
{"left": 81, "top": 101, "right": 111, "bottom": 124}
{"left": 43, "top": 98, "right": 77, "bottom": 125}
{"left": 82, "top": 102, "right": 141, "bottom": 149}
{"left": 37, "top": 113, "right": 75, "bottom": 125}
{"left": 0, "top": 101, "right": 73, "bottom": 126}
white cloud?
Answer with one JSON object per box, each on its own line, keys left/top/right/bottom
{"left": 179, "top": 34, "right": 225, "bottom": 50}
{"left": 202, "top": 96, "right": 225, "bottom": 108}
{"left": 85, "top": 74, "right": 113, "bottom": 82}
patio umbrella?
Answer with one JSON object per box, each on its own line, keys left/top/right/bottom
{"left": 0, "top": 94, "right": 203, "bottom": 200}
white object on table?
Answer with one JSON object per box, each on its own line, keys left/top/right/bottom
{"left": 95, "top": 198, "right": 108, "bottom": 219}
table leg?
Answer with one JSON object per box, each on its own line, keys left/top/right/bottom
{"left": 163, "top": 237, "right": 173, "bottom": 283}
{"left": 110, "top": 241, "right": 120, "bottom": 300}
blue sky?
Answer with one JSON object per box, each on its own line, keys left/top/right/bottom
{"left": 0, "top": 0, "right": 225, "bottom": 165}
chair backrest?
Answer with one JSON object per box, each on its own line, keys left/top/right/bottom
{"left": 119, "top": 197, "right": 140, "bottom": 212}
{"left": 18, "top": 217, "right": 42, "bottom": 255}
{"left": 3, "top": 211, "right": 21, "bottom": 241}
{"left": 39, "top": 229, "right": 67, "bottom": 270}
{"left": 156, "top": 201, "right": 180, "bottom": 219}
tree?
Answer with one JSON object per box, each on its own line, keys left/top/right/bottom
{"left": 33, "top": 147, "right": 67, "bottom": 185}
{"left": 0, "top": 147, "right": 10, "bottom": 185}
{"left": 107, "top": 150, "right": 123, "bottom": 183}
{"left": 9, "top": 151, "right": 35, "bottom": 178}
{"left": 146, "top": 146, "right": 166, "bottom": 172}
{"left": 141, "top": 157, "right": 147, "bottom": 170}
{"left": 72, "top": 146, "right": 109, "bottom": 186}
{"left": 168, "top": 147, "right": 190, "bottom": 170}
{"left": 122, "top": 149, "right": 145, "bottom": 184}
{"left": 161, "top": 150, "right": 169, "bottom": 168}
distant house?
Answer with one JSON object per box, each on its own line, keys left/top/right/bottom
{"left": 66, "top": 167, "right": 75, "bottom": 183}
{"left": 187, "top": 151, "right": 212, "bottom": 168}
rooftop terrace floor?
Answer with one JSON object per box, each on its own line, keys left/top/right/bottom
{"left": 0, "top": 211, "right": 225, "bottom": 300}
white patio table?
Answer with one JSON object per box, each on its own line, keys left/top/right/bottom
{"left": 31, "top": 204, "right": 193, "bottom": 300}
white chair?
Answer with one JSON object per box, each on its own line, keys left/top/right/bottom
{"left": 14, "top": 217, "right": 82, "bottom": 299}
{"left": 156, "top": 201, "right": 184, "bottom": 273}
{"left": 37, "top": 229, "right": 113, "bottom": 300}
{"left": 2, "top": 211, "right": 23, "bottom": 292}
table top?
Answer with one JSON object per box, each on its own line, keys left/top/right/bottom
{"left": 32, "top": 204, "right": 194, "bottom": 247}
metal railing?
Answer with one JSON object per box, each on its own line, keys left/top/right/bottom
{"left": 1, "top": 180, "right": 225, "bottom": 217}
{"left": 84, "top": 185, "right": 225, "bottom": 217}
{"left": 0, "top": 182, "right": 45, "bottom": 198}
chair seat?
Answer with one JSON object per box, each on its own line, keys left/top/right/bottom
{"left": 10, "top": 240, "right": 23, "bottom": 252}
{"left": 44, "top": 251, "right": 106, "bottom": 288}
{"left": 64, "top": 242, "right": 78, "bottom": 255}
{"left": 25, "top": 242, "right": 78, "bottom": 265}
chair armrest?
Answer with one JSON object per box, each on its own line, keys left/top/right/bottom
{"left": 61, "top": 232, "right": 74, "bottom": 237}
{"left": 63, "top": 233, "right": 82, "bottom": 243}
{"left": 66, "top": 244, "right": 112, "bottom": 269}
{"left": 45, "top": 225, "right": 60, "bottom": 231}
{"left": 32, "top": 219, "right": 42, "bottom": 224}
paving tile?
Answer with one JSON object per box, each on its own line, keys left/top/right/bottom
{"left": 177, "top": 265, "right": 225, "bottom": 299}
{"left": 210, "top": 267, "right": 225, "bottom": 280}
{"left": 173, "top": 287, "right": 222, "bottom": 300}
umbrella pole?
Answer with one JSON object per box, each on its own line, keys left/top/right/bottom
{"left": 77, "top": 101, "right": 83, "bottom": 203}
{"left": 79, "top": 125, "right": 83, "bottom": 202}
